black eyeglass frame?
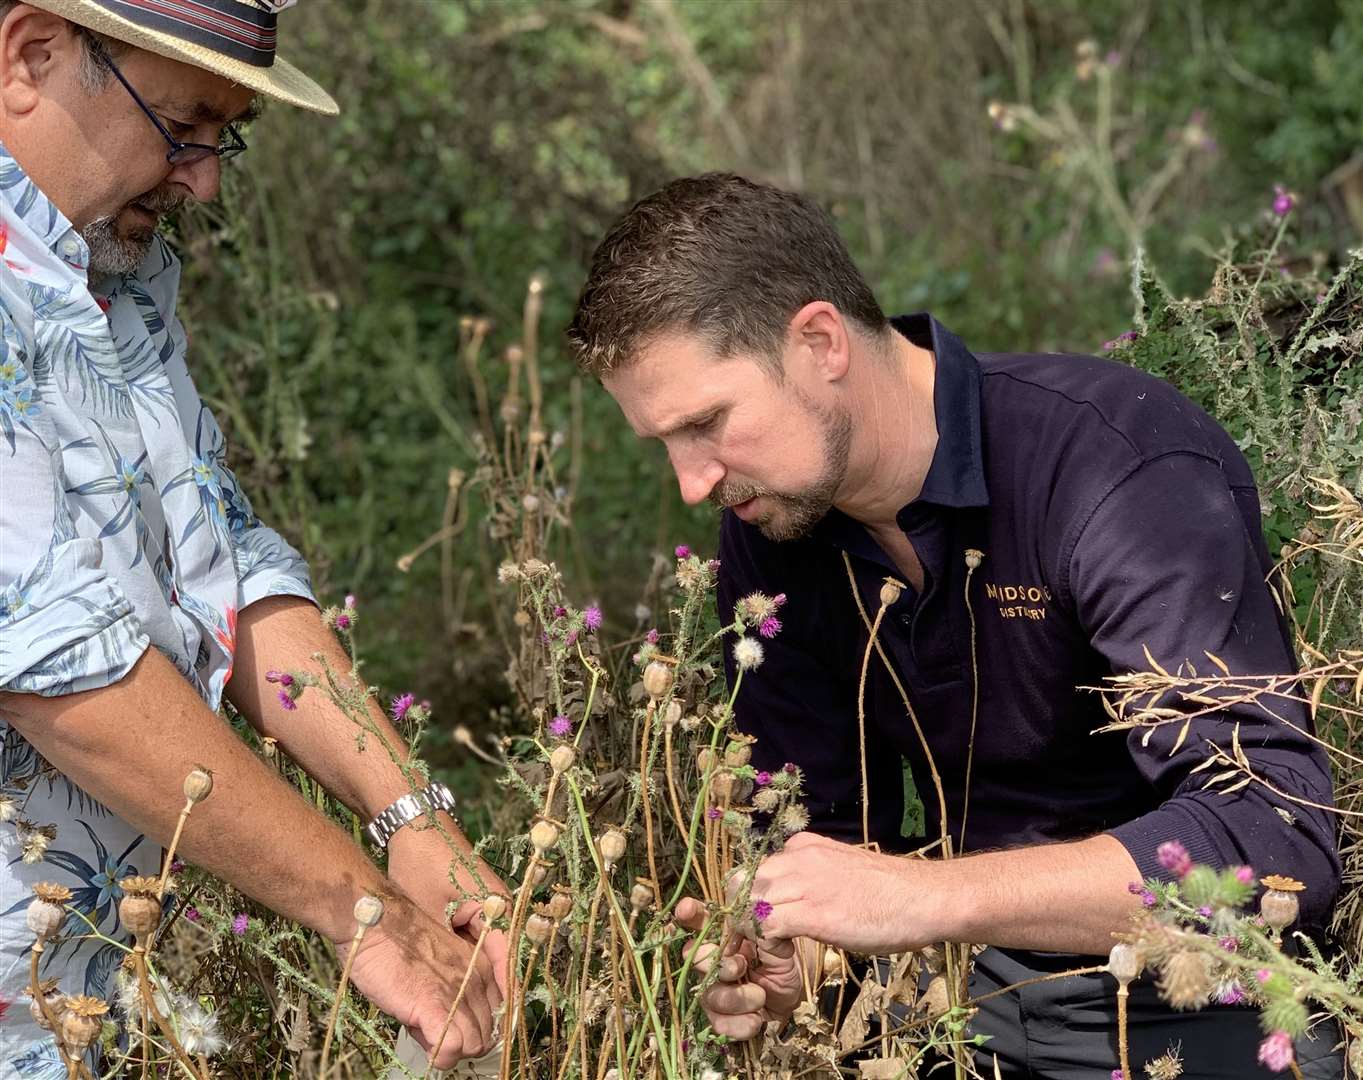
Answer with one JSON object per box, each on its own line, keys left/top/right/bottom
{"left": 94, "top": 48, "right": 248, "bottom": 166}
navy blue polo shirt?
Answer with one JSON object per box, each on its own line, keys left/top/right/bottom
{"left": 718, "top": 314, "right": 1340, "bottom": 926}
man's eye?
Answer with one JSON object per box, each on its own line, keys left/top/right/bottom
{"left": 691, "top": 413, "right": 720, "bottom": 433}
{"left": 162, "top": 117, "right": 194, "bottom": 137}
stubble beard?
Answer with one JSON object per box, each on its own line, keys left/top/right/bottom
{"left": 80, "top": 185, "right": 190, "bottom": 276}
{"left": 709, "top": 401, "right": 853, "bottom": 542}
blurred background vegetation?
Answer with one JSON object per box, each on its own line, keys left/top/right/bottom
{"left": 174, "top": 0, "right": 1363, "bottom": 791}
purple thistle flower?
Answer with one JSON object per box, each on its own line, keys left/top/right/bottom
{"left": 706, "top": 807, "right": 722, "bottom": 820}
{"left": 1198, "top": 906, "right": 1213, "bottom": 918}
{"left": 232, "top": 913, "right": 249, "bottom": 935}
{"left": 1126, "top": 881, "right": 1144, "bottom": 895}
{"left": 758, "top": 616, "right": 782, "bottom": 639}
{"left": 553, "top": 605, "right": 567, "bottom": 618}
{"left": 344, "top": 593, "right": 356, "bottom": 609}
{"left": 755, "top": 771, "right": 772, "bottom": 786}
{"left": 170, "top": 858, "right": 184, "bottom": 874}
{"left": 549, "top": 714, "right": 572, "bottom": 738}
{"left": 277, "top": 689, "right": 297, "bottom": 711}
{"left": 184, "top": 906, "right": 200, "bottom": 923}
{"left": 1235, "top": 865, "right": 1255, "bottom": 884}
{"left": 1257, "top": 1030, "right": 1294, "bottom": 1072}
{"left": 1218, "top": 981, "right": 1245, "bottom": 1006}
{"left": 583, "top": 606, "right": 603, "bottom": 632}
{"left": 675, "top": 545, "right": 691, "bottom": 559}
{"left": 1256, "top": 968, "right": 1272, "bottom": 984}
{"left": 752, "top": 899, "right": 773, "bottom": 924}
{"left": 390, "top": 692, "right": 415, "bottom": 722}
{"left": 1102, "top": 339, "right": 1117, "bottom": 351}
{"left": 645, "top": 628, "right": 660, "bottom": 645}
{"left": 1120, "top": 329, "right": 1139, "bottom": 342}
{"left": 707, "top": 559, "right": 722, "bottom": 572}
{"left": 1219, "top": 935, "right": 1238, "bottom": 952}
{"left": 335, "top": 614, "right": 351, "bottom": 630}
{"left": 1157, "top": 839, "right": 1192, "bottom": 879}
{"left": 1140, "top": 889, "right": 1156, "bottom": 908}
{"left": 265, "top": 669, "right": 285, "bottom": 684}
{"left": 1272, "top": 184, "right": 1295, "bottom": 218}
{"left": 1111, "top": 1072, "right": 1124, "bottom": 1080}
{"left": 565, "top": 630, "right": 579, "bottom": 647}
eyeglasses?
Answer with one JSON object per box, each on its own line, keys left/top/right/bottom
{"left": 95, "top": 49, "right": 248, "bottom": 166}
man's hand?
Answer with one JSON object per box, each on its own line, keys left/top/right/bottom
{"left": 342, "top": 893, "right": 502, "bottom": 1068}
{"left": 673, "top": 896, "right": 805, "bottom": 1040}
{"left": 387, "top": 824, "right": 511, "bottom": 996}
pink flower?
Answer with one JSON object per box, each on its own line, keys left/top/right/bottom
{"left": 1272, "top": 185, "right": 1295, "bottom": 217}
{"left": 1257, "top": 1030, "right": 1294, "bottom": 1072}
{"left": 1235, "top": 865, "right": 1255, "bottom": 884}
{"left": 1127, "top": 881, "right": 1145, "bottom": 895}
{"left": 232, "top": 913, "right": 249, "bottom": 935}
{"left": 565, "top": 630, "right": 579, "bottom": 647}
{"left": 1140, "top": 889, "right": 1156, "bottom": 908}
{"left": 335, "top": 614, "right": 351, "bottom": 630}
{"left": 170, "top": 858, "right": 184, "bottom": 874}
{"left": 675, "top": 545, "right": 691, "bottom": 559}
{"left": 752, "top": 899, "right": 773, "bottom": 924}
{"left": 553, "top": 605, "right": 567, "bottom": 618}
{"left": 277, "top": 689, "right": 297, "bottom": 711}
{"left": 1218, "top": 935, "right": 1238, "bottom": 952}
{"left": 344, "top": 593, "right": 356, "bottom": 609}
{"left": 265, "top": 669, "right": 292, "bottom": 686}
{"left": 783, "top": 762, "right": 798, "bottom": 774}
{"left": 184, "top": 906, "right": 200, "bottom": 923}
{"left": 759, "top": 616, "right": 782, "bottom": 639}
{"left": 1157, "top": 840, "right": 1192, "bottom": 878}
{"left": 1111, "top": 1072, "right": 1124, "bottom": 1080}
{"left": 706, "top": 807, "right": 721, "bottom": 820}
{"left": 707, "top": 559, "right": 722, "bottom": 572}
{"left": 755, "top": 771, "right": 772, "bottom": 786}
{"left": 390, "top": 693, "right": 415, "bottom": 722}
{"left": 1218, "top": 981, "right": 1245, "bottom": 1005}
{"left": 645, "top": 628, "right": 660, "bottom": 645}
{"left": 583, "top": 606, "right": 603, "bottom": 632}
{"left": 549, "top": 714, "right": 572, "bottom": 738}
{"left": 773, "top": 593, "right": 787, "bottom": 608}
{"left": 1256, "top": 968, "right": 1272, "bottom": 984}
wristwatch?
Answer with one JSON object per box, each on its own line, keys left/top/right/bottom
{"left": 364, "top": 781, "right": 458, "bottom": 850}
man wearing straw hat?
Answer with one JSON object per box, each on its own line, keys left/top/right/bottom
{"left": 0, "top": 1, "right": 504, "bottom": 1072}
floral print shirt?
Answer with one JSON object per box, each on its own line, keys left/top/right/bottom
{"left": 0, "top": 144, "right": 314, "bottom": 1075}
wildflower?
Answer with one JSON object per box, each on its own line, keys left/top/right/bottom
{"left": 583, "top": 606, "right": 603, "bottom": 632}
{"left": 1256, "top": 968, "right": 1272, "bottom": 984}
{"left": 1271, "top": 185, "right": 1295, "bottom": 218}
{"left": 265, "top": 670, "right": 293, "bottom": 686}
{"left": 170, "top": 858, "right": 184, "bottom": 873}
{"left": 335, "top": 613, "right": 351, "bottom": 630}
{"left": 277, "top": 689, "right": 297, "bottom": 711}
{"left": 496, "top": 561, "right": 519, "bottom": 584}
{"left": 180, "top": 1001, "right": 225, "bottom": 1057}
{"left": 753, "top": 788, "right": 780, "bottom": 813}
{"left": 344, "top": 594, "right": 356, "bottom": 610}
{"left": 553, "top": 605, "right": 567, "bottom": 618}
{"left": 549, "top": 714, "right": 572, "bottom": 738}
{"left": 1216, "top": 979, "right": 1245, "bottom": 1005}
{"left": 733, "top": 637, "right": 765, "bottom": 671}
{"left": 707, "top": 559, "right": 722, "bottom": 572}
{"left": 759, "top": 615, "right": 782, "bottom": 639}
{"left": 755, "top": 771, "right": 772, "bottom": 787}
{"left": 1218, "top": 935, "right": 1237, "bottom": 952}
{"left": 645, "top": 628, "right": 660, "bottom": 645}
{"left": 1140, "top": 889, "right": 1157, "bottom": 908}
{"left": 777, "top": 804, "right": 810, "bottom": 835}
{"left": 565, "top": 630, "right": 579, "bottom": 647}
{"left": 387, "top": 692, "right": 415, "bottom": 723}
{"left": 1157, "top": 840, "right": 1192, "bottom": 879}
{"left": 1146, "top": 1052, "right": 1184, "bottom": 1080}
{"left": 184, "top": 906, "right": 200, "bottom": 922}
{"left": 1257, "top": 1031, "right": 1294, "bottom": 1072}
{"left": 1111, "top": 1072, "right": 1123, "bottom": 1080}
{"left": 706, "top": 807, "right": 722, "bottom": 821}
{"left": 752, "top": 899, "right": 773, "bottom": 924}
{"left": 231, "top": 913, "right": 249, "bottom": 935}
{"left": 20, "top": 828, "right": 50, "bottom": 864}
{"left": 1197, "top": 906, "right": 1213, "bottom": 918}
{"left": 674, "top": 545, "right": 691, "bottom": 559}
{"left": 1158, "top": 950, "right": 1211, "bottom": 1010}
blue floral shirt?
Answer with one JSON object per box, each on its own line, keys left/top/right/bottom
{"left": 0, "top": 144, "right": 314, "bottom": 1074}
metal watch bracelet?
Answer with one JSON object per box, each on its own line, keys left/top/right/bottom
{"left": 364, "top": 781, "right": 458, "bottom": 850}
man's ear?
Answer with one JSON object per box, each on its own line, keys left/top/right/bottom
{"left": 0, "top": 8, "right": 75, "bottom": 116}
{"left": 788, "top": 301, "right": 851, "bottom": 383}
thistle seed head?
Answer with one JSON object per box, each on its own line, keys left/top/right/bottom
{"left": 1158, "top": 949, "right": 1212, "bottom": 1010}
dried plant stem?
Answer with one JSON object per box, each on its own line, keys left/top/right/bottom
{"left": 498, "top": 877, "right": 538, "bottom": 1080}
{"left": 318, "top": 922, "right": 370, "bottom": 1078}
{"left": 1116, "top": 983, "right": 1132, "bottom": 1080}
{"left": 959, "top": 558, "right": 983, "bottom": 849}
{"left": 424, "top": 923, "right": 490, "bottom": 1077}
{"left": 855, "top": 599, "right": 890, "bottom": 846}
{"left": 1289, "top": 1063, "right": 1306, "bottom": 1080}
{"left": 29, "top": 945, "right": 90, "bottom": 1080}
{"left": 136, "top": 950, "right": 207, "bottom": 1080}
{"left": 157, "top": 797, "right": 196, "bottom": 900}
{"left": 639, "top": 699, "right": 663, "bottom": 904}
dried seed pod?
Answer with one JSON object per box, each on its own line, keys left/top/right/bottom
{"left": 524, "top": 913, "right": 554, "bottom": 945}
{"left": 879, "top": 579, "right": 903, "bottom": 607}
{"left": 696, "top": 747, "right": 718, "bottom": 773}
{"left": 642, "top": 661, "right": 674, "bottom": 699}
{"left": 183, "top": 768, "right": 214, "bottom": 804}
{"left": 26, "top": 882, "right": 71, "bottom": 942}
{"left": 1106, "top": 942, "right": 1142, "bottom": 985}
{"left": 630, "top": 879, "right": 655, "bottom": 912}
{"left": 598, "top": 827, "right": 627, "bottom": 868}
{"left": 482, "top": 894, "right": 509, "bottom": 922}
{"left": 118, "top": 892, "right": 161, "bottom": 938}
{"left": 27, "top": 978, "right": 64, "bottom": 1030}
{"left": 753, "top": 788, "right": 780, "bottom": 813}
{"left": 711, "top": 770, "right": 738, "bottom": 802}
{"left": 549, "top": 745, "right": 576, "bottom": 774}
{"left": 663, "top": 701, "right": 683, "bottom": 728}
{"left": 528, "top": 859, "right": 553, "bottom": 887}
{"left": 546, "top": 886, "right": 573, "bottom": 921}
{"left": 60, "top": 995, "right": 108, "bottom": 1051}
{"left": 821, "top": 947, "right": 846, "bottom": 982}
{"left": 530, "top": 819, "right": 561, "bottom": 854}
{"left": 1261, "top": 889, "right": 1300, "bottom": 933}
{"left": 964, "top": 549, "right": 984, "bottom": 570}
{"left": 353, "top": 895, "right": 385, "bottom": 928}
{"left": 723, "top": 741, "right": 752, "bottom": 768}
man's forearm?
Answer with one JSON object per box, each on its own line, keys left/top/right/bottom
{"left": 0, "top": 647, "right": 388, "bottom": 945}
{"left": 925, "top": 833, "right": 1143, "bottom": 955}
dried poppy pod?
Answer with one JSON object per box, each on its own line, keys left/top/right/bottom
{"left": 546, "top": 885, "right": 574, "bottom": 921}
{"left": 27, "top": 978, "right": 64, "bottom": 1030}
{"left": 183, "top": 767, "right": 214, "bottom": 804}
{"left": 527, "top": 859, "right": 554, "bottom": 888}
{"left": 1106, "top": 942, "right": 1143, "bottom": 985}
{"left": 710, "top": 770, "right": 738, "bottom": 802}
{"left": 60, "top": 995, "right": 108, "bottom": 1052}
{"left": 118, "top": 876, "right": 163, "bottom": 938}
{"left": 821, "top": 947, "right": 846, "bottom": 982}
{"left": 629, "top": 880, "right": 654, "bottom": 912}
{"left": 482, "top": 894, "right": 509, "bottom": 922}
{"left": 964, "top": 549, "right": 985, "bottom": 570}
{"left": 352, "top": 895, "right": 385, "bottom": 929}
{"left": 879, "top": 578, "right": 903, "bottom": 607}
{"left": 642, "top": 661, "right": 674, "bottom": 700}
{"left": 723, "top": 736, "right": 753, "bottom": 768}
{"left": 663, "top": 701, "right": 683, "bottom": 729}
{"left": 696, "top": 747, "right": 718, "bottom": 773}
{"left": 524, "top": 912, "right": 554, "bottom": 945}
{"left": 1259, "top": 875, "right": 1305, "bottom": 934}
{"left": 598, "top": 827, "right": 627, "bottom": 869}
{"left": 549, "top": 745, "right": 576, "bottom": 774}
{"left": 529, "top": 818, "right": 562, "bottom": 854}
{"left": 26, "top": 883, "right": 71, "bottom": 942}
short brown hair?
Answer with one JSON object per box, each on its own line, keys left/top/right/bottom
{"left": 568, "top": 173, "right": 887, "bottom": 377}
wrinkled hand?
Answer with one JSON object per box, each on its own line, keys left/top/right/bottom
{"left": 340, "top": 894, "right": 502, "bottom": 1068}
{"left": 674, "top": 896, "right": 805, "bottom": 1040}
{"left": 388, "top": 826, "right": 512, "bottom": 997}
{"left": 745, "top": 832, "right": 926, "bottom": 955}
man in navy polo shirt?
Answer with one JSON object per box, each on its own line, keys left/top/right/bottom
{"left": 569, "top": 173, "right": 1342, "bottom": 1077}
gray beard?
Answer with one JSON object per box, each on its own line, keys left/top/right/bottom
{"left": 80, "top": 214, "right": 153, "bottom": 277}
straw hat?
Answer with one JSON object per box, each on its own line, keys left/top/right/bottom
{"left": 28, "top": 0, "right": 336, "bottom": 114}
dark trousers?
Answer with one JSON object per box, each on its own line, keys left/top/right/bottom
{"left": 953, "top": 947, "right": 1344, "bottom": 1079}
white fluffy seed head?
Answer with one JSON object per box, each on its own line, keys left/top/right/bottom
{"left": 732, "top": 637, "right": 764, "bottom": 672}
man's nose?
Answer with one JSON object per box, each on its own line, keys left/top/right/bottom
{"left": 167, "top": 154, "right": 222, "bottom": 203}
{"left": 671, "top": 450, "right": 724, "bottom": 506}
